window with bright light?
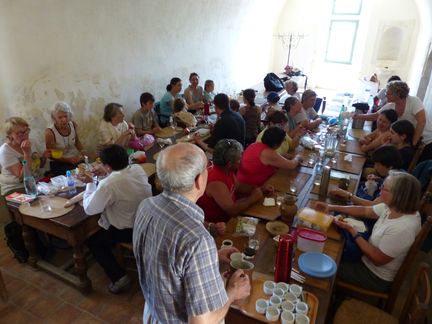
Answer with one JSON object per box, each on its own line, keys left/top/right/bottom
{"left": 325, "top": 0, "right": 362, "bottom": 64}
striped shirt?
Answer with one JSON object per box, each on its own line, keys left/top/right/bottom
{"left": 133, "top": 191, "right": 228, "bottom": 323}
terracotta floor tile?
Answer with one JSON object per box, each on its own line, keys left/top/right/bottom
{"left": 71, "top": 311, "right": 106, "bottom": 324}
{"left": 11, "top": 285, "right": 44, "bottom": 308}
{"left": 26, "top": 292, "right": 63, "bottom": 318}
{"left": 59, "top": 285, "right": 86, "bottom": 305}
{"left": 2, "top": 272, "right": 28, "bottom": 298}
{"left": 95, "top": 300, "right": 134, "bottom": 323}
{"left": 42, "top": 303, "right": 83, "bottom": 324}
{"left": 0, "top": 304, "right": 38, "bottom": 323}
{"left": 77, "top": 292, "right": 107, "bottom": 314}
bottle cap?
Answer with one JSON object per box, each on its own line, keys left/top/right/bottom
{"left": 66, "top": 170, "right": 71, "bottom": 177}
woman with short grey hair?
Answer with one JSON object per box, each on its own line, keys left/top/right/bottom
{"left": 318, "top": 171, "right": 421, "bottom": 293}
{"left": 98, "top": 103, "right": 134, "bottom": 153}
{"left": 197, "top": 139, "right": 264, "bottom": 236}
{"left": 45, "top": 101, "right": 84, "bottom": 176}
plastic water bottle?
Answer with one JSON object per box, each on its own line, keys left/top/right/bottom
{"left": 22, "top": 160, "right": 37, "bottom": 197}
{"left": 66, "top": 170, "right": 77, "bottom": 195}
{"left": 338, "top": 104, "right": 346, "bottom": 127}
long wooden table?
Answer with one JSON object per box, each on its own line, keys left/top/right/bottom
{"left": 227, "top": 126, "right": 368, "bottom": 323}
{"left": 7, "top": 198, "right": 99, "bottom": 293}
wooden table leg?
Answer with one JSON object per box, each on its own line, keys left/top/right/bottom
{"left": 73, "top": 245, "right": 92, "bottom": 293}
{"left": 21, "top": 224, "right": 38, "bottom": 266}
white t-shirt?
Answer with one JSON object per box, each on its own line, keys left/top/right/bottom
{"left": 380, "top": 95, "right": 432, "bottom": 144}
{"left": 98, "top": 120, "right": 129, "bottom": 146}
{"left": 0, "top": 143, "right": 24, "bottom": 195}
{"left": 83, "top": 164, "right": 152, "bottom": 230}
{"left": 305, "top": 107, "right": 318, "bottom": 120}
{"left": 294, "top": 108, "right": 308, "bottom": 123}
{"left": 362, "top": 203, "right": 421, "bottom": 281}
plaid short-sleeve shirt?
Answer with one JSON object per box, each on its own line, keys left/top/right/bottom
{"left": 133, "top": 191, "right": 228, "bottom": 323}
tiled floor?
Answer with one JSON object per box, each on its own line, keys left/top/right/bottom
{"left": 1, "top": 222, "right": 431, "bottom": 323}
{"left": 0, "top": 233, "right": 144, "bottom": 324}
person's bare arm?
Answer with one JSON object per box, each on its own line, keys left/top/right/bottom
{"left": 73, "top": 121, "right": 84, "bottom": 153}
{"left": 206, "top": 181, "right": 262, "bottom": 217}
{"left": 413, "top": 110, "right": 426, "bottom": 146}
{"left": 260, "top": 149, "right": 301, "bottom": 170}
{"left": 189, "top": 270, "right": 250, "bottom": 324}
{"left": 334, "top": 220, "right": 393, "bottom": 266}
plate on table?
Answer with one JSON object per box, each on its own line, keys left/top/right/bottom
{"left": 266, "top": 221, "right": 289, "bottom": 236}
{"left": 298, "top": 252, "right": 337, "bottom": 278}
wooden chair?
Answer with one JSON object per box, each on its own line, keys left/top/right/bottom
{"left": 0, "top": 268, "right": 8, "bottom": 302}
{"left": 333, "top": 262, "right": 430, "bottom": 324}
{"left": 408, "top": 141, "right": 425, "bottom": 173}
{"left": 336, "top": 216, "right": 432, "bottom": 312}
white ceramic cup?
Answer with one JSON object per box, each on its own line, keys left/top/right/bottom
{"left": 289, "top": 284, "right": 303, "bottom": 297}
{"left": 281, "top": 300, "right": 295, "bottom": 312}
{"left": 295, "top": 301, "right": 309, "bottom": 315}
{"left": 263, "top": 280, "right": 276, "bottom": 295}
{"left": 295, "top": 313, "right": 310, "bottom": 324}
{"left": 221, "top": 239, "right": 233, "bottom": 249}
{"left": 265, "top": 305, "right": 280, "bottom": 322}
{"left": 276, "top": 282, "right": 289, "bottom": 293}
{"left": 230, "top": 252, "right": 243, "bottom": 262}
{"left": 255, "top": 299, "right": 268, "bottom": 314}
{"left": 269, "top": 295, "right": 282, "bottom": 308}
{"left": 272, "top": 287, "right": 285, "bottom": 299}
{"left": 281, "top": 310, "right": 295, "bottom": 324}
{"left": 284, "top": 292, "right": 298, "bottom": 304}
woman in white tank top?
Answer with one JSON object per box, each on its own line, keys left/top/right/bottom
{"left": 45, "top": 102, "right": 84, "bottom": 176}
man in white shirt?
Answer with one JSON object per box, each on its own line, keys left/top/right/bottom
{"left": 83, "top": 144, "right": 152, "bottom": 293}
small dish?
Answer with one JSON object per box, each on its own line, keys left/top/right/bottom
{"left": 266, "top": 221, "right": 289, "bottom": 236}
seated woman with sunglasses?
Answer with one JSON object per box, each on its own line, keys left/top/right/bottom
{"left": 317, "top": 172, "right": 421, "bottom": 292}
{"left": 0, "top": 117, "right": 49, "bottom": 196}
{"left": 197, "top": 139, "right": 264, "bottom": 236}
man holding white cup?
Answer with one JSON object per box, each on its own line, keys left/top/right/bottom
{"left": 133, "top": 143, "right": 251, "bottom": 323}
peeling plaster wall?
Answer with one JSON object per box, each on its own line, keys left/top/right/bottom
{"left": 0, "top": 0, "right": 285, "bottom": 151}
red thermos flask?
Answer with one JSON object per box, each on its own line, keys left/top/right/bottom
{"left": 274, "top": 234, "right": 295, "bottom": 283}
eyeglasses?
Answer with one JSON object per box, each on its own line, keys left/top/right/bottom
{"left": 14, "top": 128, "right": 30, "bottom": 136}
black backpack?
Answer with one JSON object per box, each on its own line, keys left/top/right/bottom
{"left": 4, "top": 221, "right": 28, "bottom": 263}
{"left": 264, "top": 73, "right": 285, "bottom": 92}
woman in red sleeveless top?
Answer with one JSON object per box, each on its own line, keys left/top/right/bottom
{"left": 197, "top": 139, "right": 263, "bottom": 235}
{"left": 237, "top": 127, "right": 302, "bottom": 187}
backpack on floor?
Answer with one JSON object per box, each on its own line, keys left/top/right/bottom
{"left": 264, "top": 73, "right": 285, "bottom": 92}
{"left": 4, "top": 221, "right": 29, "bottom": 263}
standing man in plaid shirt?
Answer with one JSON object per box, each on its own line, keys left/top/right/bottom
{"left": 133, "top": 143, "right": 250, "bottom": 323}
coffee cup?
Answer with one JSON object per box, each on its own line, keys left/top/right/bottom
{"left": 263, "top": 280, "right": 275, "bottom": 295}
{"left": 230, "top": 252, "right": 243, "bottom": 262}
{"left": 276, "top": 282, "right": 289, "bottom": 292}
{"left": 281, "top": 310, "right": 295, "bottom": 324}
{"left": 269, "top": 295, "right": 282, "bottom": 308}
{"left": 266, "top": 305, "right": 280, "bottom": 322}
{"left": 284, "top": 292, "right": 298, "bottom": 304}
{"left": 255, "top": 299, "right": 267, "bottom": 314}
{"left": 295, "top": 314, "right": 310, "bottom": 324}
{"left": 281, "top": 300, "right": 295, "bottom": 312}
{"left": 289, "top": 284, "right": 303, "bottom": 297}
{"left": 295, "top": 301, "right": 309, "bottom": 315}
{"left": 272, "top": 287, "right": 285, "bottom": 299}
{"left": 221, "top": 239, "right": 233, "bottom": 249}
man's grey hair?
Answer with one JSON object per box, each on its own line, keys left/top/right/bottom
{"left": 51, "top": 101, "right": 73, "bottom": 120}
{"left": 156, "top": 144, "right": 207, "bottom": 193}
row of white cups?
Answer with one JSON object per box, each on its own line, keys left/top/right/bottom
{"left": 256, "top": 280, "right": 310, "bottom": 324}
